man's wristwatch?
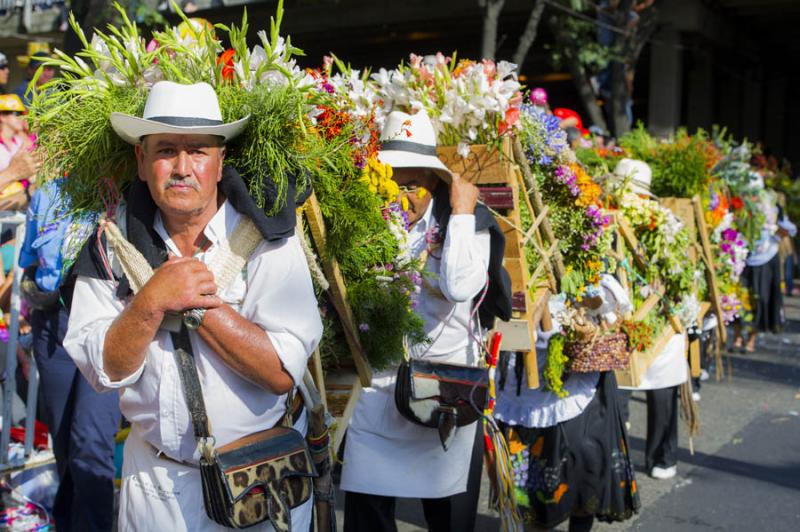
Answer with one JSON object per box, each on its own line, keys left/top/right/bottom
{"left": 183, "top": 308, "right": 207, "bottom": 330}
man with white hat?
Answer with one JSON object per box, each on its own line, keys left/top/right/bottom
{"left": 340, "top": 110, "right": 511, "bottom": 531}
{"left": 64, "top": 81, "right": 323, "bottom": 530}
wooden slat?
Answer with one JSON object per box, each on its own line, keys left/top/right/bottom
{"left": 333, "top": 378, "right": 362, "bottom": 455}
{"left": 436, "top": 137, "right": 516, "bottom": 185}
{"left": 693, "top": 195, "right": 728, "bottom": 344}
{"left": 309, "top": 348, "right": 327, "bottom": 409}
{"left": 304, "top": 194, "right": 373, "bottom": 387}
{"left": 632, "top": 289, "right": 665, "bottom": 322}
{"left": 616, "top": 216, "right": 648, "bottom": 270}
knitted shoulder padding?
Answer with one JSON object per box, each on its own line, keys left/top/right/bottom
{"left": 101, "top": 215, "right": 263, "bottom": 294}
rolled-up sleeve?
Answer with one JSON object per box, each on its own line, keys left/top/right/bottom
{"left": 64, "top": 276, "right": 145, "bottom": 392}
{"left": 439, "top": 214, "right": 491, "bottom": 303}
{"left": 244, "top": 235, "right": 323, "bottom": 386}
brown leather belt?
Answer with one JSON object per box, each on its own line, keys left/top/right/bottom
{"left": 150, "top": 395, "right": 305, "bottom": 466}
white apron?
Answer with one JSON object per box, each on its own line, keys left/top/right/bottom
{"left": 118, "top": 421, "right": 313, "bottom": 532}
{"left": 618, "top": 333, "right": 688, "bottom": 391}
{"left": 339, "top": 370, "right": 478, "bottom": 498}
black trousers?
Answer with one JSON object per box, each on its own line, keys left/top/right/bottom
{"left": 343, "top": 423, "right": 484, "bottom": 532}
{"left": 645, "top": 386, "right": 679, "bottom": 471}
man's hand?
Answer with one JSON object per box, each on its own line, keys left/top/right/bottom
{"left": 136, "top": 256, "right": 223, "bottom": 316}
{"left": 449, "top": 173, "right": 479, "bottom": 215}
{"left": 5, "top": 151, "right": 40, "bottom": 182}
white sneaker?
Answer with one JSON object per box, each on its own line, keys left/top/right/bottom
{"left": 625, "top": 421, "right": 631, "bottom": 431}
{"left": 692, "top": 392, "right": 701, "bottom": 402}
{"left": 650, "top": 465, "right": 677, "bottom": 479}
{"left": 699, "top": 369, "right": 709, "bottom": 381}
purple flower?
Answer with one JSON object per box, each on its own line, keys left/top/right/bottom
{"left": 722, "top": 228, "right": 738, "bottom": 241}
{"left": 709, "top": 193, "right": 720, "bottom": 211}
{"left": 359, "top": 323, "right": 370, "bottom": 332}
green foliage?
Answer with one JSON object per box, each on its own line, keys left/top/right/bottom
{"left": 349, "top": 276, "right": 428, "bottom": 371}
{"left": 619, "top": 125, "right": 712, "bottom": 199}
{"left": 549, "top": 13, "right": 617, "bottom": 74}
{"left": 543, "top": 333, "right": 569, "bottom": 398}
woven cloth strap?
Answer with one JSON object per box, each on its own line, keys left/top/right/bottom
{"left": 101, "top": 215, "right": 263, "bottom": 295}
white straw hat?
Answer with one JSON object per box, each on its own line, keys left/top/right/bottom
{"left": 377, "top": 110, "right": 452, "bottom": 182}
{"left": 110, "top": 81, "right": 249, "bottom": 145}
{"left": 613, "top": 158, "right": 655, "bottom": 198}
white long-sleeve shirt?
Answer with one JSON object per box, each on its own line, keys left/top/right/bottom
{"left": 341, "top": 200, "right": 492, "bottom": 498}
{"left": 64, "top": 200, "right": 323, "bottom": 463}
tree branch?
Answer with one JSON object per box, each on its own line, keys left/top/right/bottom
{"left": 512, "top": 0, "right": 547, "bottom": 70}
{"left": 480, "top": 0, "right": 506, "bottom": 60}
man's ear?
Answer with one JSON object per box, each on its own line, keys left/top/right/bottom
{"left": 217, "top": 146, "right": 226, "bottom": 182}
{"left": 134, "top": 143, "right": 147, "bottom": 182}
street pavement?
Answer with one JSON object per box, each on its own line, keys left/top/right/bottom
{"left": 335, "top": 295, "right": 800, "bottom": 531}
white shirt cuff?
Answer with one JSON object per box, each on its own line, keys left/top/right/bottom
{"left": 267, "top": 331, "right": 309, "bottom": 386}
{"left": 95, "top": 355, "right": 146, "bottom": 389}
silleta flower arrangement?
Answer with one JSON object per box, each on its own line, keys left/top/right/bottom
{"left": 517, "top": 103, "right": 611, "bottom": 300}
{"left": 612, "top": 185, "right": 705, "bottom": 328}
{"left": 30, "top": 1, "right": 426, "bottom": 370}
{"left": 371, "top": 53, "right": 523, "bottom": 156}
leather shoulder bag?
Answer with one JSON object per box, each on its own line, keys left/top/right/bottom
{"left": 394, "top": 358, "right": 488, "bottom": 451}
{"left": 171, "top": 325, "right": 316, "bottom": 531}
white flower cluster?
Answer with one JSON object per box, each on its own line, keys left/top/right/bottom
{"left": 370, "top": 54, "right": 522, "bottom": 154}
{"left": 676, "top": 293, "right": 701, "bottom": 328}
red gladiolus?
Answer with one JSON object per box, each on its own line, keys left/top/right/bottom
{"left": 731, "top": 196, "right": 744, "bottom": 210}
{"left": 217, "top": 49, "right": 236, "bottom": 82}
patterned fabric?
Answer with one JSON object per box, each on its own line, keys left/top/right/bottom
{"left": 503, "top": 372, "right": 639, "bottom": 529}
{"left": 19, "top": 179, "right": 96, "bottom": 292}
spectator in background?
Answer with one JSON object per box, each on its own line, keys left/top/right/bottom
{"left": 13, "top": 43, "right": 57, "bottom": 106}
{"left": 0, "top": 94, "right": 37, "bottom": 212}
{"left": 19, "top": 179, "right": 120, "bottom": 532}
{"left": 0, "top": 53, "right": 10, "bottom": 93}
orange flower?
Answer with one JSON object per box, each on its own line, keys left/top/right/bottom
{"left": 531, "top": 436, "right": 545, "bottom": 457}
{"left": 217, "top": 48, "right": 236, "bottom": 82}
{"left": 552, "top": 483, "right": 569, "bottom": 503}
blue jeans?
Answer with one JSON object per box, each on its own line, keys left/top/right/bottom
{"left": 32, "top": 307, "right": 121, "bottom": 532}
{"left": 785, "top": 255, "right": 795, "bottom": 296}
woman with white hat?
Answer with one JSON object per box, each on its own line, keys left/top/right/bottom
{"left": 340, "top": 110, "right": 512, "bottom": 531}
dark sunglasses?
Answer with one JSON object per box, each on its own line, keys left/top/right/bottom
{"left": 0, "top": 64, "right": 8, "bottom": 70}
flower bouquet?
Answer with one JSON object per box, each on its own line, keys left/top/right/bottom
{"left": 30, "top": 1, "right": 426, "bottom": 370}
{"left": 372, "top": 53, "right": 523, "bottom": 183}
{"left": 517, "top": 104, "right": 611, "bottom": 300}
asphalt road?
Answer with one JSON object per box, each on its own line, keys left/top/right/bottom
{"left": 335, "top": 295, "right": 800, "bottom": 531}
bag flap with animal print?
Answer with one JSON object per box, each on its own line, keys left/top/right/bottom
{"left": 216, "top": 426, "right": 316, "bottom": 525}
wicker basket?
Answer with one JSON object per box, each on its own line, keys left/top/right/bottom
{"left": 567, "top": 332, "right": 630, "bottom": 373}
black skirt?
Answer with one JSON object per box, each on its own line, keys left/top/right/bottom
{"left": 502, "top": 372, "right": 639, "bottom": 529}
{"left": 743, "top": 254, "right": 784, "bottom": 333}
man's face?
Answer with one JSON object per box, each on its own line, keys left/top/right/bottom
{"left": 35, "top": 66, "right": 56, "bottom": 86}
{"left": 393, "top": 167, "right": 440, "bottom": 226}
{"left": 0, "top": 65, "right": 9, "bottom": 86}
{"left": 135, "top": 134, "right": 225, "bottom": 220}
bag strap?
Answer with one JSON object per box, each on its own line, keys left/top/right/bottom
{"left": 170, "top": 326, "right": 213, "bottom": 446}
{"left": 171, "top": 324, "right": 296, "bottom": 458}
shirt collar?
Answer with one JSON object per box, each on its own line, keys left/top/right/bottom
{"left": 153, "top": 199, "right": 239, "bottom": 257}
{"left": 411, "top": 200, "right": 435, "bottom": 235}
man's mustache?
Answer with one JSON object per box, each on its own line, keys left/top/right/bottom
{"left": 164, "top": 177, "right": 200, "bottom": 191}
